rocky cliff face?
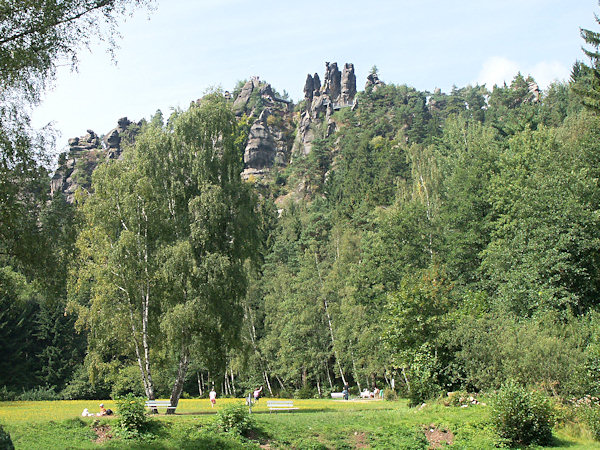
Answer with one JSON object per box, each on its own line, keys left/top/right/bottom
{"left": 52, "top": 62, "right": 361, "bottom": 200}
{"left": 51, "top": 118, "right": 138, "bottom": 202}
{"left": 229, "top": 76, "right": 295, "bottom": 181}
{"left": 293, "top": 62, "right": 356, "bottom": 156}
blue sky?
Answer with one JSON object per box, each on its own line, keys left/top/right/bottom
{"left": 32, "top": 0, "right": 599, "bottom": 152}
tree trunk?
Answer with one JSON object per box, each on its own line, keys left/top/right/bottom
{"left": 263, "top": 371, "right": 273, "bottom": 396}
{"left": 325, "top": 360, "right": 333, "bottom": 389}
{"left": 276, "top": 375, "right": 285, "bottom": 391}
{"left": 352, "top": 355, "right": 361, "bottom": 392}
{"left": 197, "top": 372, "right": 203, "bottom": 397}
{"left": 230, "top": 367, "right": 236, "bottom": 397}
{"left": 401, "top": 368, "right": 410, "bottom": 392}
{"left": 166, "top": 344, "right": 190, "bottom": 415}
{"left": 314, "top": 252, "right": 346, "bottom": 385}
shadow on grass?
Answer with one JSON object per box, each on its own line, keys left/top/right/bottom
{"left": 549, "top": 435, "right": 580, "bottom": 448}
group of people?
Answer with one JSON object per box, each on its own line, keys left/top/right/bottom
{"left": 209, "top": 385, "right": 263, "bottom": 408}
{"left": 81, "top": 403, "right": 113, "bottom": 417}
{"left": 343, "top": 383, "right": 383, "bottom": 400}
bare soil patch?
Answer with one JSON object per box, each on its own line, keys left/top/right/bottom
{"left": 424, "top": 424, "right": 454, "bottom": 448}
{"left": 93, "top": 424, "right": 113, "bottom": 444}
{"left": 350, "top": 431, "right": 369, "bottom": 448}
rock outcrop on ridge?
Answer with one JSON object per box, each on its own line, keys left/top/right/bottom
{"left": 294, "top": 62, "right": 356, "bottom": 156}
{"left": 51, "top": 118, "right": 138, "bottom": 202}
{"left": 230, "top": 76, "right": 295, "bottom": 181}
{"left": 52, "top": 62, "right": 363, "bottom": 201}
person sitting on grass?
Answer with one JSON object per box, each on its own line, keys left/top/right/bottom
{"left": 97, "top": 403, "right": 107, "bottom": 416}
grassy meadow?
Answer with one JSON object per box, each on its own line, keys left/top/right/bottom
{"left": 1, "top": 397, "right": 599, "bottom": 449}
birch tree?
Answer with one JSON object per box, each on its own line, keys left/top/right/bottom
{"left": 70, "top": 94, "right": 258, "bottom": 411}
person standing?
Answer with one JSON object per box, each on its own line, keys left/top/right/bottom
{"left": 253, "top": 386, "right": 263, "bottom": 403}
{"left": 209, "top": 388, "right": 217, "bottom": 408}
{"left": 343, "top": 383, "right": 350, "bottom": 400}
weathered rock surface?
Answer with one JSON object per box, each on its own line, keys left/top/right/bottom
{"left": 341, "top": 63, "right": 356, "bottom": 105}
{"left": 52, "top": 62, "right": 369, "bottom": 198}
{"left": 51, "top": 118, "right": 137, "bottom": 202}
{"left": 322, "top": 62, "right": 341, "bottom": 100}
{"left": 231, "top": 77, "right": 294, "bottom": 180}
{"left": 294, "top": 61, "right": 357, "bottom": 156}
{"left": 365, "top": 71, "right": 385, "bottom": 91}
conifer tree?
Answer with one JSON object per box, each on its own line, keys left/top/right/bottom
{"left": 572, "top": 9, "right": 600, "bottom": 112}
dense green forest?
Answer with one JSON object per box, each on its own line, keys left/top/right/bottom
{"left": 5, "top": 1, "right": 600, "bottom": 417}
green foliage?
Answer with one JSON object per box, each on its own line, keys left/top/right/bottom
{"left": 404, "top": 345, "right": 442, "bottom": 407}
{"left": 0, "top": 424, "right": 14, "bottom": 450}
{"left": 583, "top": 402, "right": 600, "bottom": 441}
{"left": 60, "top": 364, "right": 111, "bottom": 400}
{"left": 295, "top": 385, "right": 316, "bottom": 399}
{"left": 572, "top": 8, "right": 600, "bottom": 112}
{"left": 491, "top": 381, "right": 555, "bottom": 447}
{"left": 446, "top": 311, "right": 590, "bottom": 395}
{"left": 116, "top": 394, "right": 151, "bottom": 438}
{"left": 111, "top": 365, "right": 145, "bottom": 398}
{"left": 16, "top": 386, "right": 60, "bottom": 401}
{"left": 215, "top": 403, "right": 255, "bottom": 435}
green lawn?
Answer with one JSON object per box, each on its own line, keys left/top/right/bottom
{"left": 1, "top": 398, "right": 598, "bottom": 449}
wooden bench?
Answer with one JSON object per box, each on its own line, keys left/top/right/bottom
{"left": 267, "top": 400, "right": 298, "bottom": 413}
{"left": 330, "top": 392, "right": 344, "bottom": 399}
{"left": 145, "top": 400, "right": 175, "bottom": 411}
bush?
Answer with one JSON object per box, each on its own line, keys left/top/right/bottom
{"left": 583, "top": 403, "right": 600, "bottom": 440}
{"left": 491, "top": 381, "right": 555, "bottom": 446}
{"left": 295, "top": 385, "right": 316, "bottom": 399}
{"left": 406, "top": 347, "right": 442, "bottom": 407}
{"left": 0, "top": 424, "right": 14, "bottom": 450}
{"left": 115, "top": 394, "right": 150, "bottom": 439}
{"left": 60, "top": 365, "right": 111, "bottom": 400}
{"left": 111, "top": 365, "right": 145, "bottom": 399}
{"left": 215, "top": 403, "right": 255, "bottom": 436}
{"left": 0, "top": 387, "right": 15, "bottom": 401}
{"left": 384, "top": 389, "right": 399, "bottom": 401}
{"left": 16, "top": 385, "right": 60, "bottom": 401}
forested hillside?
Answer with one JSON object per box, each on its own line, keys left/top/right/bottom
{"left": 4, "top": 12, "right": 600, "bottom": 413}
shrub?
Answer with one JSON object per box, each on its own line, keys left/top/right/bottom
{"left": 60, "top": 365, "right": 111, "bottom": 400}
{"left": 215, "top": 403, "right": 255, "bottom": 436}
{"left": 0, "top": 387, "right": 15, "bottom": 401}
{"left": 115, "top": 394, "right": 150, "bottom": 439}
{"left": 17, "top": 385, "right": 60, "bottom": 401}
{"left": 384, "top": 389, "right": 398, "bottom": 401}
{"left": 583, "top": 403, "right": 600, "bottom": 440}
{"left": 491, "top": 381, "right": 555, "bottom": 446}
{"left": 110, "top": 365, "right": 145, "bottom": 399}
{"left": 406, "top": 347, "right": 442, "bottom": 407}
{"left": 295, "top": 385, "right": 316, "bottom": 399}
{"left": 0, "top": 424, "right": 14, "bottom": 450}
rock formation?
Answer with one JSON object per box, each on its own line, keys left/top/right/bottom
{"left": 103, "top": 117, "right": 132, "bottom": 159}
{"left": 231, "top": 77, "right": 294, "bottom": 180}
{"left": 51, "top": 118, "right": 137, "bottom": 202}
{"left": 322, "top": 62, "right": 342, "bottom": 100}
{"left": 294, "top": 61, "right": 357, "bottom": 156}
{"left": 365, "top": 71, "right": 385, "bottom": 91}
{"left": 340, "top": 63, "right": 356, "bottom": 105}
{"left": 52, "top": 62, "right": 366, "bottom": 197}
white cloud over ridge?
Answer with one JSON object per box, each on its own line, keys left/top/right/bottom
{"left": 476, "top": 56, "right": 570, "bottom": 89}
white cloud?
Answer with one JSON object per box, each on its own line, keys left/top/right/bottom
{"left": 476, "top": 57, "right": 520, "bottom": 88}
{"left": 528, "top": 61, "right": 570, "bottom": 88}
{"left": 475, "top": 57, "right": 570, "bottom": 89}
